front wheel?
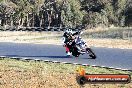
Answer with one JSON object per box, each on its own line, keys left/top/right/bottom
{"left": 86, "top": 48, "right": 96, "bottom": 59}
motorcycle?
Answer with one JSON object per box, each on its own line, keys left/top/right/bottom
{"left": 65, "top": 32, "right": 96, "bottom": 59}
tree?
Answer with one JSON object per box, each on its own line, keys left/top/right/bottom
{"left": 61, "top": 0, "right": 84, "bottom": 27}
{"left": 0, "top": 0, "right": 16, "bottom": 26}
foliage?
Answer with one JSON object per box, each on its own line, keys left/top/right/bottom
{"left": 0, "top": 0, "right": 131, "bottom": 28}
{"left": 80, "top": 0, "right": 129, "bottom": 27}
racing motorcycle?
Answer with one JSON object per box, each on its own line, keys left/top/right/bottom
{"left": 65, "top": 32, "right": 96, "bottom": 59}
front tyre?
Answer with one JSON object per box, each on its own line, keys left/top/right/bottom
{"left": 86, "top": 48, "right": 96, "bottom": 59}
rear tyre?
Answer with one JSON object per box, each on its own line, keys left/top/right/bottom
{"left": 86, "top": 48, "right": 96, "bottom": 59}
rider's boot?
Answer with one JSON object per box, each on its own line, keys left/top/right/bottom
{"left": 65, "top": 46, "right": 71, "bottom": 56}
{"left": 66, "top": 51, "right": 71, "bottom": 56}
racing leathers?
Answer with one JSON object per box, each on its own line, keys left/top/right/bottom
{"left": 62, "top": 31, "right": 81, "bottom": 56}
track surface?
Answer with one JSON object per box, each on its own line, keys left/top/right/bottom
{"left": 0, "top": 42, "right": 132, "bottom": 70}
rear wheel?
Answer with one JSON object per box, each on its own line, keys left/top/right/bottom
{"left": 86, "top": 48, "right": 96, "bottom": 59}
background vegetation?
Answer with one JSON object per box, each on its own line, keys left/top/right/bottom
{"left": 0, "top": 0, "right": 131, "bottom": 29}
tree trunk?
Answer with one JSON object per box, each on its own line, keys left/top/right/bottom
{"left": 40, "top": 17, "right": 43, "bottom": 27}
{"left": 48, "top": 13, "right": 51, "bottom": 28}
{"left": 2, "top": 14, "right": 6, "bottom": 26}
{"left": 31, "top": 13, "right": 34, "bottom": 27}
{"left": 11, "top": 16, "right": 13, "bottom": 27}
{"left": 27, "top": 14, "right": 29, "bottom": 27}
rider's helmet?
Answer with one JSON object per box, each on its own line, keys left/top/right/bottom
{"left": 65, "top": 28, "right": 73, "bottom": 35}
{"left": 63, "top": 28, "right": 73, "bottom": 39}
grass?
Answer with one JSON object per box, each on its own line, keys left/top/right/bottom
{"left": 13, "top": 27, "right": 132, "bottom": 41}
{"left": 83, "top": 27, "right": 132, "bottom": 39}
{"left": 0, "top": 58, "right": 132, "bottom": 88}
{"left": 31, "top": 36, "right": 62, "bottom": 40}
{"left": 0, "top": 28, "right": 132, "bottom": 49}
{"left": 0, "top": 27, "right": 132, "bottom": 40}
{"left": 0, "top": 58, "right": 131, "bottom": 74}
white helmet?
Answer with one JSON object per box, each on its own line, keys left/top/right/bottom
{"left": 65, "top": 28, "right": 73, "bottom": 34}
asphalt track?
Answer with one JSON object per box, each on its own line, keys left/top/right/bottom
{"left": 0, "top": 42, "right": 132, "bottom": 71}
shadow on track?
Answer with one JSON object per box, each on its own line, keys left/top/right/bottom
{"left": 2, "top": 55, "right": 70, "bottom": 58}
{"left": 1, "top": 55, "right": 94, "bottom": 59}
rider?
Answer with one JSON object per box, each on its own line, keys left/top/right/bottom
{"left": 62, "top": 28, "right": 81, "bottom": 56}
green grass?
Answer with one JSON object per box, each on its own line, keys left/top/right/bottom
{"left": 0, "top": 58, "right": 131, "bottom": 76}
{"left": 0, "top": 58, "right": 131, "bottom": 88}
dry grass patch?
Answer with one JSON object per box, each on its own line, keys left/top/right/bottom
{"left": 0, "top": 58, "right": 132, "bottom": 88}
{"left": 85, "top": 38, "right": 132, "bottom": 49}
{"left": 0, "top": 31, "right": 132, "bottom": 49}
